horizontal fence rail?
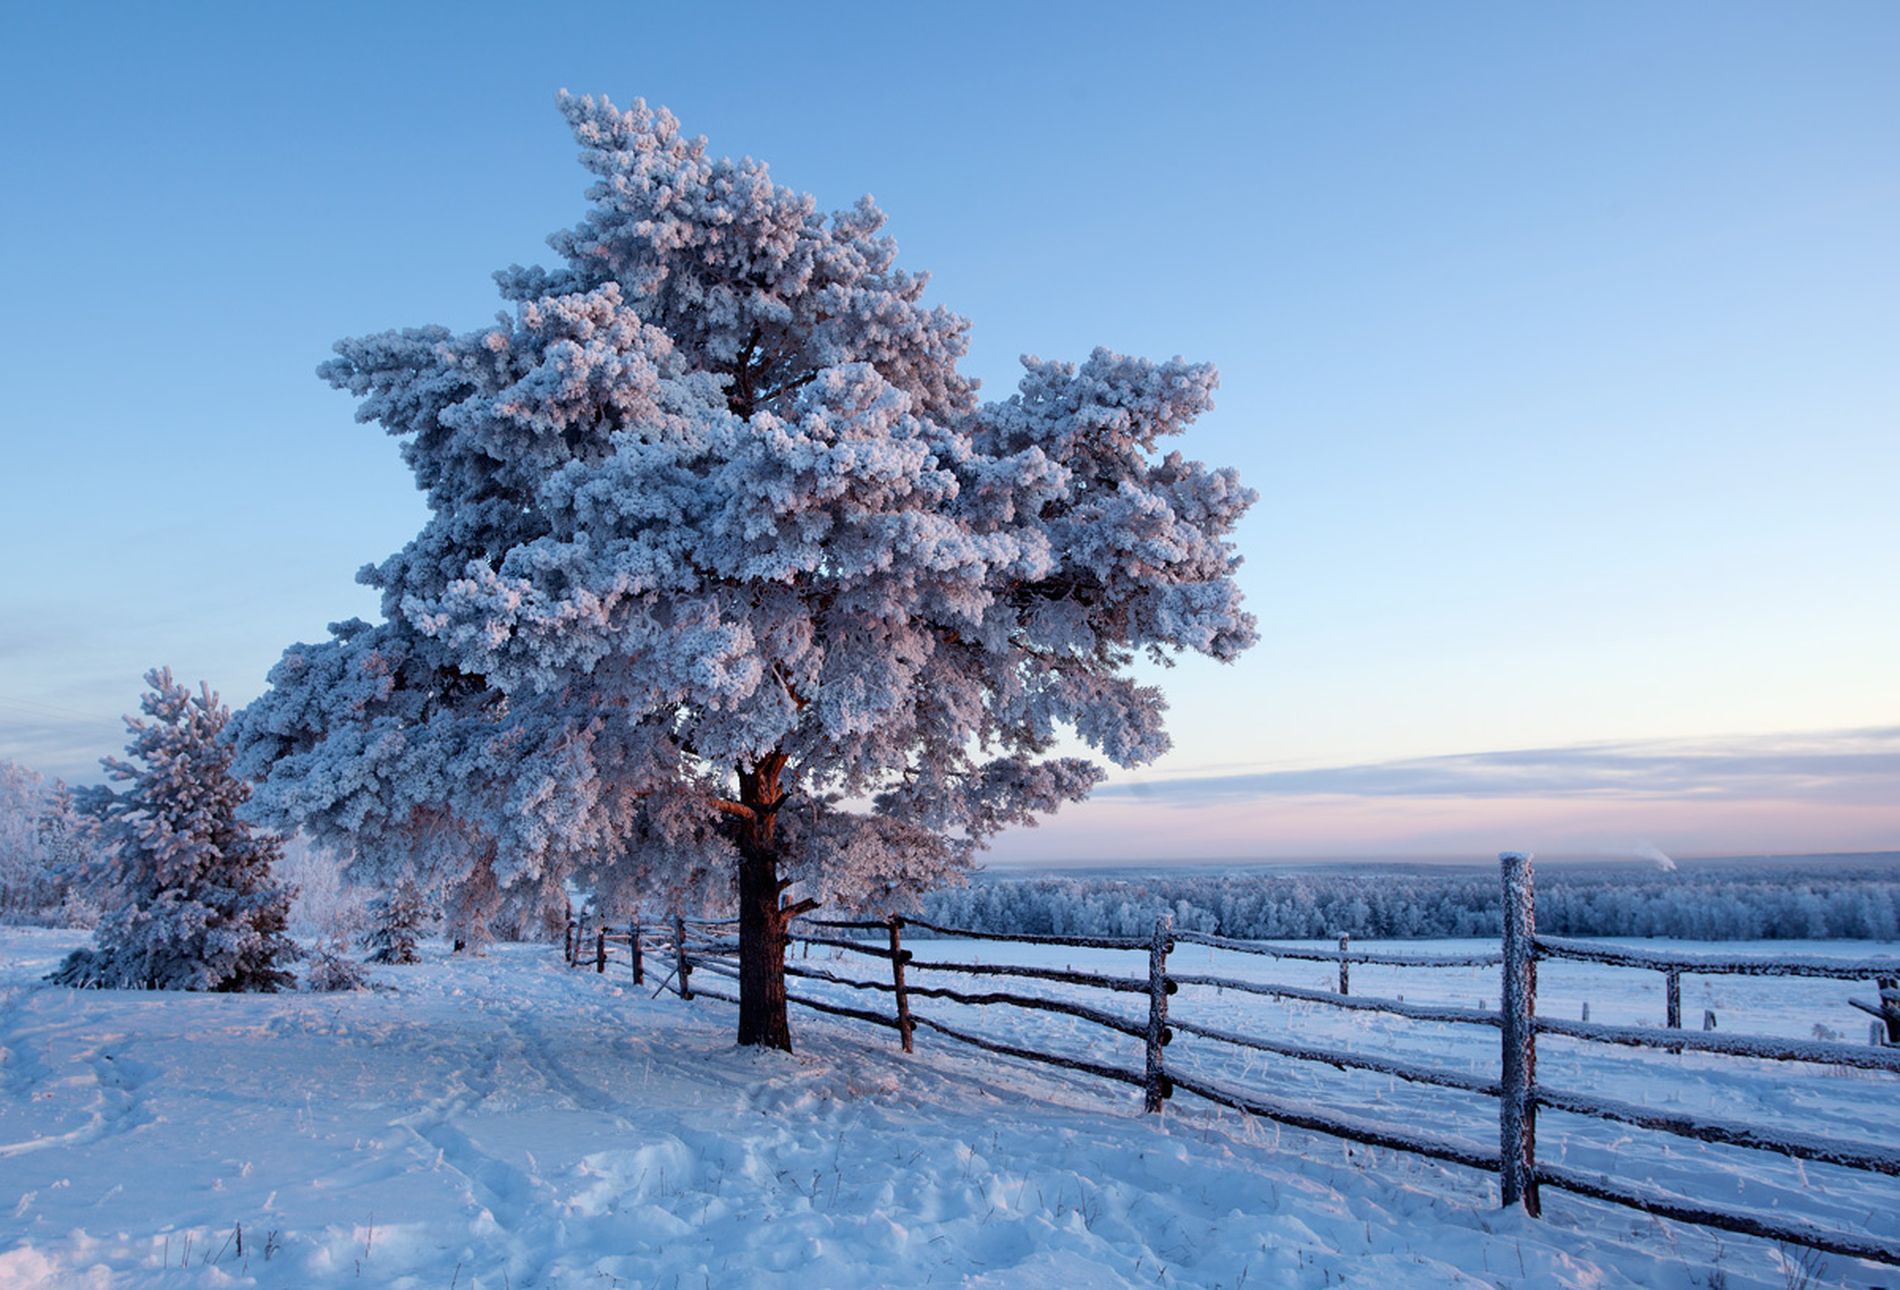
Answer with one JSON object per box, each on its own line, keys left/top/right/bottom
{"left": 913, "top": 1014, "right": 1150, "bottom": 1087}
{"left": 1536, "top": 935, "right": 1900, "bottom": 979}
{"left": 1175, "top": 928, "right": 1505, "bottom": 968}
{"left": 1531, "top": 1084, "right": 1900, "bottom": 1174}
{"left": 907, "top": 957, "right": 1157, "bottom": 995}
{"left": 902, "top": 918, "right": 1153, "bottom": 951}
{"left": 1168, "top": 1069, "right": 1502, "bottom": 1174}
{"left": 1533, "top": 1013, "right": 1900, "bottom": 1072}
{"left": 1167, "top": 1015, "right": 1501, "bottom": 1096}
{"left": 588, "top": 869, "right": 1899, "bottom": 1268}
{"left": 1534, "top": 1164, "right": 1900, "bottom": 1267}
{"left": 1168, "top": 972, "right": 1502, "bottom": 1028}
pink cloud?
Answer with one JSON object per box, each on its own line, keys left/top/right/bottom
{"left": 988, "top": 728, "right": 1900, "bottom": 864}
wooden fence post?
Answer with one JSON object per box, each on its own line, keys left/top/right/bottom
{"left": 630, "top": 920, "right": 643, "bottom": 985}
{"left": 565, "top": 918, "right": 577, "bottom": 967}
{"left": 1338, "top": 934, "right": 1351, "bottom": 996}
{"left": 1499, "top": 851, "right": 1539, "bottom": 1215}
{"left": 674, "top": 913, "right": 693, "bottom": 1001}
{"left": 889, "top": 916, "right": 914, "bottom": 1053}
{"left": 1144, "top": 914, "right": 1174, "bottom": 1113}
{"left": 596, "top": 926, "right": 607, "bottom": 974}
{"left": 1848, "top": 976, "right": 1900, "bottom": 1041}
{"left": 1665, "top": 969, "right": 1681, "bottom": 1029}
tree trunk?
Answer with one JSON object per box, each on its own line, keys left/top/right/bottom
{"left": 735, "top": 752, "right": 795, "bottom": 1052}
{"left": 737, "top": 849, "right": 792, "bottom": 1050}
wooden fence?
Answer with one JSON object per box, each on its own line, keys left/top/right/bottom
{"left": 563, "top": 915, "right": 655, "bottom": 987}
{"left": 569, "top": 853, "right": 1900, "bottom": 1267}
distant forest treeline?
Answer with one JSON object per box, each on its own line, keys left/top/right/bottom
{"left": 917, "top": 858, "right": 1900, "bottom": 942}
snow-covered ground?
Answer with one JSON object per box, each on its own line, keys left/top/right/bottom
{"left": 1, "top": 926, "right": 1894, "bottom": 1288}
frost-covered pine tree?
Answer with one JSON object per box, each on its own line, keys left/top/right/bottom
{"left": 233, "top": 93, "right": 1255, "bottom": 1050}
{"left": 54, "top": 669, "right": 298, "bottom": 992}
{"left": 365, "top": 875, "right": 429, "bottom": 965}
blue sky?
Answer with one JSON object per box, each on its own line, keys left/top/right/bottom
{"left": 1, "top": 3, "right": 1895, "bottom": 861}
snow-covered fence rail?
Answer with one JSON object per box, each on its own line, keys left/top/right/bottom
{"left": 901, "top": 918, "right": 1151, "bottom": 951}
{"left": 605, "top": 875, "right": 1900, "bottom": 1267}
{"left": 1165, "top": 972, "right": 1502, "bottom": 1027}
{"left": 1173, "top": 928, "right": 1505, "bottom": 969}
{"left": 1534, "top": 935, "right": 1898, "bottom": 980}
{"left": 1530, "top": 1085, "right": 1900, "bottom": 1174}
{"left": 1531, "top": 1012, "right": 1900, "bottom": 1071}
{"left": 1529, "top": 1163, "right": 1900, "bottom": 1267}
{"left": 1172, "top": 927, "right": 1502, "bottom": 998}
{"left": 1166, "top": 1015, "right": 1502, "bottom": 1095}
{"left": 1165, "top": 1070, "right": 1502, "bottom": 1173}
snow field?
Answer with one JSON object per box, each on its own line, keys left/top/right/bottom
{"left": 0, "top": 927, "right": 1893, "bottom": 1287}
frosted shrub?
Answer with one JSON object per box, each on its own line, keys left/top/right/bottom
{"left": 305, "top": 935, "right": 370, "bottom": 992}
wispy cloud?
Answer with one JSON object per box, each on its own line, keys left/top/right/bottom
{"left": 0, "top": 704, "right": 125, "bottom": 786}
{"left": 1100, "top": 727, "right": 1900, "bottom": 808}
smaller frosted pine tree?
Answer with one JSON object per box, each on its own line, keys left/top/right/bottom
{"left": 365, "top": 875, "right": 429, "bottom": 965}
{"left": 52, "top": 669, "right": 297, "bottom": 992}
{"left": 305, "top": 933, "right": 370, "bottom": 991}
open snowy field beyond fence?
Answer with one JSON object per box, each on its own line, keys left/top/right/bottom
{"left": 2, "top": 926, "right": 1896, "bottom": 1288}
